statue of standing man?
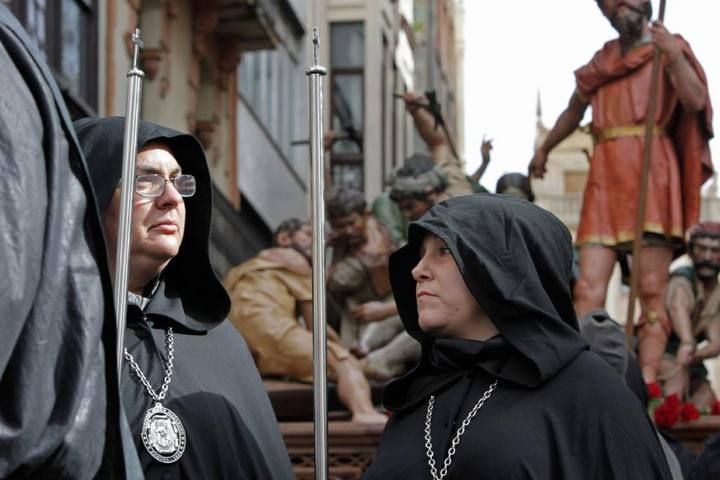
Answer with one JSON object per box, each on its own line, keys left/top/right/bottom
{"left": 529, "top": 0, "right": 713, "bottom": 385}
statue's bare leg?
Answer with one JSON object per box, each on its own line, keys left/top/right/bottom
{"left": 659, "top": 357, "right": 689, "bottom": 398}
{"left": 574, "top": 245, "right": 617, "bottom": 315}
{"left": 636, "top": 246, "right": 673, "bottom": 384}
{"left": 329, "top": 352, "right": 387, "bottom": 424}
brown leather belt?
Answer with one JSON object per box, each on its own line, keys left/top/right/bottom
{"left": 594, "top": 125, "right": 666, "bottom": 143}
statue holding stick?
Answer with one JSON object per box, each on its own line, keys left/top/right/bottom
{"left": 528, "top": 0, "right": 713, "bottom": 385}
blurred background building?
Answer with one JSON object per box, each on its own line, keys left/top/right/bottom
{"left": 2, "top": 0, "right": 465, "bottom": 277}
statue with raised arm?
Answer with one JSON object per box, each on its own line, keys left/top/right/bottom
{"left": 528, "top": 0, "right": 713, "bottom": 385}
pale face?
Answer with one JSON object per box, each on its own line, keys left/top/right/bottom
{"left": 412, "top": 234, "right": 498, "bottom": 341}
{"left": 104, "top": 144, "right": 186, "bottom": 291}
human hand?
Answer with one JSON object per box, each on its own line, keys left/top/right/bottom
{"left": 690, "top": 344, "right": 720, "bottom": 364}
{"left": 481, "top": 136, "right": 493, "bottom": 164}
{"left": 528, "top": 150, "right": 548, "bottom": 179}
{"left": 651, "top": 21, "right": 683, "bottom": 63}
{"left": 350, "top": 344, "right": 368, "bottom": 358}
{"left": 326, "top": 228, "right": 342, "bottom": 246}
{"left": 677, "top": 343, "right": 696, "bottom": 367}
{"left": 351, "top": 301, "right": 389, "bottom": 323}
{"left": 403, "top": 92, "right": 446, "bottom": 148}
{"left": 323, "top": 131, "right": 337, "bottom": 151}
{"left": 328, "top": 326, "right": 341, "bottom": 343}
{"left": 402, "top": 92, "right": 426, "bottom": 114}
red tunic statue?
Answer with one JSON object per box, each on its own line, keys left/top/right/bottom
{"left": 529, "top": 0, "right": 713, "bottom": 384}
{"left": 574, "top": 36, "right": 712, "bottom": 246}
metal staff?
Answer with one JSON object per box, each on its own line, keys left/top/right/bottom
{"left": 625, "top": 0, "right": 667, "bottom": 346}
{"left": 305, "top": 27, "right": 328, "bottom": 480}
{"left": 114, "top": 28, "right": 145, "bottom": 378}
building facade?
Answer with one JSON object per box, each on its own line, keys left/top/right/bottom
{"left": 411, "top": 0, "right": 461, "bottom": 154}
{"left": 3, "top": 0, "right": 464, "bottom": 274}
{"left": 318, "top": 0, "right": 464, "bottom": 202}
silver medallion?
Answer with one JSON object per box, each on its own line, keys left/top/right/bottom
{"left": 141, "top": 402, "right": 186, "bottom": 464}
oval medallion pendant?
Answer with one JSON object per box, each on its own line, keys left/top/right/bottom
{"left": 141, "top": 403, "right": 187, "bottom": 464}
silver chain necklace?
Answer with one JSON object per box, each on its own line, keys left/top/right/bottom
{"left": 124, "top": 327, "right": 187, "bottom": 464}
{"left": 424, "top": 379, "right": 498, "bottom": 480}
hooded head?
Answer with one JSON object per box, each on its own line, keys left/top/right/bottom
{"left": 74, "top": 116, "right": 230, "bottom": 328}
{"left": 495, "top": 172, "right": 535, "bottom": 202}
{"left": 389, "top": 194, "right": 587, "bottom": 387}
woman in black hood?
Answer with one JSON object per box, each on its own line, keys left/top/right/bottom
{"left": 363, "top": 194, "right": 672, "bottom": 479}
{"left": 74, "top": 117, "right": 293, "bottom": 479}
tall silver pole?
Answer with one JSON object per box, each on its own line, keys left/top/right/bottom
{"left": 306, "top": 27, "right": 328, "bottom": 480}
{"left": 115, "top": 29, "right": 145, "bottom": 379}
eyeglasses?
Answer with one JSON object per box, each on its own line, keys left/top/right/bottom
{"left": 134, "top": 174, "right": 196, "bottom": 198}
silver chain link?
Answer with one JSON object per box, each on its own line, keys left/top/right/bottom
{"left": 124, "top": 327, "right": 175, "bottom": 403}
{"left": 424, "top": 379, "right": 498, "bottom": 480}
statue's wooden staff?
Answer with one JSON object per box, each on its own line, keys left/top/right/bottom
{"left": 625, "top": 0, "right": 668, "bottom": 347}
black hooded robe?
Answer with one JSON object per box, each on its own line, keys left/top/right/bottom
{"left": 363, "top": 194, "right": 672, "bottom": 480}
{"left": 0, "top": 7, "right": 136, "bottom": 478}
{"left": 75, "top": 117, "right": 294, "bottom": 479}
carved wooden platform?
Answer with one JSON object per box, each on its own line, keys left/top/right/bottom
{"left": 264, "top": 378, "right": 384, "bottom": 421}
{"left": 280, "top": 421, "right": 385, "bottom": 480}
{"left": 671, "top": 415, "right": 720, "bottom": 453}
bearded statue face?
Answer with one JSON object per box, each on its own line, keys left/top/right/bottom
{"left": 597, "top": 0, "right": 651, "bottom": 41}
{"left": 690, "top": 236, "right": 720, "bottom": 281}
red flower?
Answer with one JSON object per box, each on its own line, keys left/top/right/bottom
{"left": 681, "top": 402, "right": 700, "bottom": 422}
{"left": 654, "top": 395, "right": 682, "bottom": 429}
{"left": 711, "top": 400, "right": 720, "bottom": 415}
{"left": 646, "top": 382, "right": 662, "bottom": 399}
{"left": 665, "top": 393, "right": 681, "bottom": 409}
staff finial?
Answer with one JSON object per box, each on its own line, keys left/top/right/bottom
{"left": 131, "top": 28, "right": 144, "bottom": 69}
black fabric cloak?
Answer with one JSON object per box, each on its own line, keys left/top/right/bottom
{"left": 75, "top": 117, "right": 294, "bottom": 479}
{"left": 363, "top": 194, "right": 673, "bottom": 480}
{"left": 0, "top": 7, "right": 135, "bottom": 478}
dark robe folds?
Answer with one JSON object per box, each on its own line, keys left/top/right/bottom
{"left": 0, "top": 7, "right": 130, "bottom": 478}
{"left": 363, "top": 194, "right": 673, "bottom": 479}
{"left": 75, "top": 117, "right": 294, "bottom": 479}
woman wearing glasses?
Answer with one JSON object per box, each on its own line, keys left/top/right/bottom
{"left": 75, "top": 117, "right": 294, "bottom": 479}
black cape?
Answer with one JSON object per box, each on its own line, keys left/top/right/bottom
{"left": 0, "top": 7, "right": 136, "bottom": 478}
{"left": 363, "top": 194, "right": 672, "bottom": 479}
{"left": 75, "top": 117, "right": 294, "bottom": 479}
